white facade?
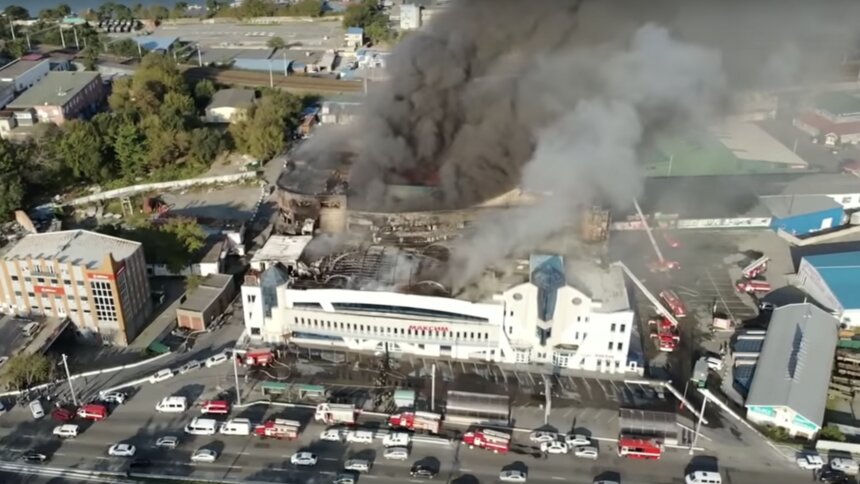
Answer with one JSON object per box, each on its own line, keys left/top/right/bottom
{"left": 0, "top": 59, "right": 50, "bottom": 93}
{"left": 400, "top": 4, "right": 422, "bottom": 30}
{"left": 243, "top": 256, "right": 637, "bottom": 374}
{"left": 797, "top": 257, "right": 860, "bottom": 327}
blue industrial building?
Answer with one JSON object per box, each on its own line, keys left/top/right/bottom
{"left": 798, "top": 251, "right": 860, "bottom": 326}
{"left": 761, "top": 194, "right": 845, "bottom": 236}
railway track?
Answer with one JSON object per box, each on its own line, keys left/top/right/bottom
{"left": 182, "top": 66, "right": 363, "bottom": 93}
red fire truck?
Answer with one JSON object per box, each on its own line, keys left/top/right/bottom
{"left": 735, "top": 279, "right": 772, "bottom": 294}
{"left": 462, "top": 428, "right": 511, "bottom": 454}
{"left": 617, "top": 435, "right": 664, "bottom": 460}
{"left": 242, "top": 348, "right": 274, "bottom": 366}
{"left": 254, "top": 419, "right": 301, "bottom": 440}
{"left": 201, "top": 400, "right": 231, "bottom": 415}
{"left": 648, "top": 259, "right": 681, "bottom": 273}
{"left": 388, "top": 411, "right": 442, "bottom": 434}
{"left": 659, "top": 290, "right": 687, "bottom": 318}
{"left": 742, "top": 256, "right": 769, "bottom": 279}
{"left": 651, "top": 331, "right": 680, "bottom": 352}
{"left": 76, "top": 403, "right": 108, "bottom": 421}
{"left": 315, "top": 403, "right": 357, "bottom": 425}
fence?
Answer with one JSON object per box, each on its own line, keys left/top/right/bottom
{"left": 816, "top": 439, "right": 860, "bottom": 455}
{"left": 62, "top": 172, "right": 259, "bottom": 207}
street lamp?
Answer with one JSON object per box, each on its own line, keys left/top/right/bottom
{"left": 60, "top": 353, "right": 78, "bottom": 406}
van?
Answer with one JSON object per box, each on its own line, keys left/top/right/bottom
{"left": 685, "top": 471, "right": 722, "bottom": 484}
{"left": 53, "top": 424, "right": 79, "bottom": 438}
{"left": 22, "top": 322, "right": 40, "bottom": 337}
{"left": 346, "top": 430, "right": 374, "bottom": 444}
{"left": 77, "top": 403, "right": 108, "bottom": 421}
{"left": 383, "top": 446, "right": 409, "bottom": 460}
{"left": 201, "top": 400, "right": 230, "bottom": 415}
{"left": 219, "top": 418, "right": 252, "bottom": 436}
{"left": 344, "top": 459, "right": 372, "bottom": 472}
{"left": 706, "top": 357, "right": 723, "bottom": 371}
{"left": 185, "top": 417, "right": 218, "bottom": 436}
{"left": 383, "top": 432, "right": 410, "bottom": 448}
{"left": 155, "top": 396, "right": 188, "bottom": 413}
{"left": 29, "top": 400, "right": 45, "bottom": 419}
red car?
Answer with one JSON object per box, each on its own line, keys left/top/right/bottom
{"left": 51, "top": 407, "right": 75, "bottom": 422}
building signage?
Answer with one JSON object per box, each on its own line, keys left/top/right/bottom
{"left": 408, "top": 325, "right": 449, "bottom": 333}
{"left": 34, "top": 285, "right": 65, "bottom": 296}
{"left": 87, "top": 273, "right": 114, "bottom": 281}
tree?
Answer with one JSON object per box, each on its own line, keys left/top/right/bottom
{"left": 172, "top": 2, "right": 189, "bottom": 18}
{"left": 193, "top": 79, "right": 216, "bottom": 108}
{"left": 163, "top": 217, "right": 206, "bottom": 254}
{"left": 56, "top": 4, "right": 72, "bottom": 17}
{"left": 149, "top": 5, "right": 170, "bottom": 20}
{"left": 159, "top": 91, "right": 196, "bottom": 131}
{"left": 289, "top": 0, "right": 323, "bottom": 17}
{"left": 267, "top": 36, "right": 286, "bottom": 49}
{"left": 342, "top": 0, "right": 391, "bottom": 45}
{"left": 114, "top": 121, "right": 148, "bottom": 181}
{"left": 57, "top": 120, "right": 112, "bottom": 183}
{"left": 238, "top": 0, "right": 276, "bottom": 18}
{"left": 820, "top": 425, "right": 846, "bottom": 442}
{"left": 231, "top": 90, "right": 302, "bottom": 160}
{"left": 4, "top": 353, "right": 53, "bottom": 390}
{"left": 188, "top": 127, "right": 224, "bottom": 165}
{"left": 205, "top": 0, "right": 221, "bottom": 15}
{"left": 107, "top": 38, "right": 142, "bottom": 58}
{"left": 3, "top": 39, "right": 28, "bottom": 58}
{"left": 0, "top": 138, "right": 24, "bottom": 219}
{"left": 120, "top": 217, "right": 206, "bottom": 273}
{"left": 3, "top": 6, "right": 30, "bottom": 21}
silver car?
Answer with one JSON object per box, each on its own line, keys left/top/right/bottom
{"left": 179, "top": 360, "right": 202, "bottom": 374}
{"left": 155, "top": 436, "right": 179, "bottom": 449}
{"left": 500, "top": 469, "right": 528, "bottom": 482}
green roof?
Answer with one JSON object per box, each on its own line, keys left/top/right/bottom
{"left": 7, "top": 71, "right": 99, "bottom": 109}
{"left": 813, "top": 92, "right": 860, "bottom": 117}
{"left": 643, "top": 133, "right": 810, "bottom": 177}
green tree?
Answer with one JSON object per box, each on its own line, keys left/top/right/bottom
{"left": 4, "top": 353, "right": 53, "bottom": 390}
{"left": 238, "top": 0, "right": 276, "bottom": 18}
{"left": 56, "top": 4, "right": 72, "bottom": 17}
{"left": 3, "top": 6, "right": 30, "bottom": 21}
{"left": 188, "top": 127, "right": 224, "bottom": 165}
{"left": 0, "top": 138, "right": 25, "bottom": 219}
{"left": 342, "top": 0, "right": 390, "bottom": 45}
{"left": 107, "top": 38, "right": 142, "bottom": 58}
{"left": 267, "top": 36, "right": 286, "bottom": 49}
{"left": 172, "top": 2, "right": 189, "bottom": 18}
{"left": 159, "top": 91, "right": 196, "bottom": 131}
{"left": 163, "top": 217, "right": 206, "bottom": 254}
{"left": 120, "top": 217, "right": 206, "bottom": 273}
{"left": 820, "top": 425, "right": 846, "bottom": 442}
{"left": 149, "top": 5, "right": 170, "bottom": 20}
{"left": 58, "top": 120, "right": 112, "bottom": 183}
{"left": 231, "top": 90, "right": 301, "bottom": 160}
{"left": 289, "top": 0, "right": 323, "bottom": 17}
{"left": 205, "top": 0, "right": 221, "bottom": 15}
{"left": 114, "top": 121, "right": 148, "bottom": 181}
{"left": 4, "top": 39, "right": 28, "bottom": 58}
{"left": 38, "top": 8, "right": 60, "bottom": 21}
{"left": 193, "top": 79, "right": 216, "bottom": 108}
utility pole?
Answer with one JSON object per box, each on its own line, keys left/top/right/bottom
{"left": 430, "top": 363, "right": 436, "bottom": 412}
{"left": 543, "top": 375, "right": 552, "bottom": 425}
{"left": 137, "top": 41, "right": 142, "bottom": 58}
{"left": 61, "top": 354, "right": 78, "bottom": 406}
{"left": 197, "top": 44, "right": 202, "bottom": 67}
{"left": 59, "top": 27, "right": 65, "bottom": 48}
{"left": 232, "top": 349, "right": 242, "bottom": 406}
{"left": 283, "top": 51, "right": 288, "bottom": 76}
{"left": 72, "top": 28, "right": 79, "bottom": 50}
{"left": 689, "top": 396, "right": 708, "bottom": 454}
{"left": 9, "top": 21, "right": 16, "bottom": 41}
{"left": 268, "top": 60, "right": 274, "bottom": 88}
{"left": 25, "top": 33, "right": 31, "bottom": 50}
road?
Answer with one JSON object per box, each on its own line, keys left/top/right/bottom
{"left": 0, "top": 364, "right": 820, "bottom": 484}
{"left": 183, "top": 67, "right": 363, "bottom": 94}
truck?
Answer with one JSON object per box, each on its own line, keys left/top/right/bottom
{"left": 735, "top": 279, "right": 772, "bottom": 294}
{"left": 254, "top": 419, "right": 301, "bottom": 439}
{"left": 742, "top": 256, "right": 769, "bottom": 279}
{"left": 242, "top": 348, "right": 274, "bottom": 367}
{"left": 650, "top": 330, "right": 680, "bottom": 352}
{"left": 462, "top": 428, "right": 511, "bottom": 454}
{"left": 388, "top": 411, "right": 442, "bottom": 434}
{"left": 617, "top": 435, "right": 663, "bottom": 460}
{"left": 76, "top": 403, "right": 108, "bottom": 421}
{"left": 659, "top": 290, "right": 687, "bottom": 318}
{"left": 315, "top": 403, "right": 357, "bottom": 425}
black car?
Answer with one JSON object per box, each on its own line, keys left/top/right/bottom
{"left": 410, "top": 464, "right": 437, "bottom": 479}
{"left": 818, "top": 468, "right": 848, "bottom": 483}
{"left": 20, "top": 452, "right": 47, "bottom": 464}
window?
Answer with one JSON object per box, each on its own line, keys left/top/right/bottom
{"left": 247, "top": 294, "right": 256, "bottom": 303}
{"left": 417, "top": 344, "right": 425, "bottom": 349}
{"left": 250, "top": 328, "right": 261, "bottom": 336}
{"left": 27, "top": 292, "right": 34, "bottom": 297}
{"left": 843, "top": 196, "right": 853, "bottom": 204}
{"left": 620, "top": 324, "right": 626, "bottom": 333}
{"left": 10, "top": 275, "right": 17, "bottom": 281}
{"left": 577, "top": 316, "right": 581, "bottom": 322}
{"left": 608, "top": 342, "right": 614, "bottom": 350}
{"left": 611, "top": 323, "right": 616, "bottom": 332}
{"left": 617, "top": 342, "right": 624, "bottom": 351}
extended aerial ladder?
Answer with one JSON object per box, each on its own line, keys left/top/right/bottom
{"left": 633, "top": 198, "right": 665, "bottom": 265}
{"left": 612, "top": 261, "right": 681, "bottom": 328}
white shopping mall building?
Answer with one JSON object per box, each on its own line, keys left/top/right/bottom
{"left": 242, "top": 254, "right": 639, "bottom": 374}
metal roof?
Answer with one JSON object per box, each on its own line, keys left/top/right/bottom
{"left": 7, "top": 71, "right": 99, "bottom": 109}
{"left": 814, "top": 91, "right": 860, "bottom": 117}
{"left": 178, "top": 274, "right": 234, "bottom": 313}
{"left": 780, "top": 173, "right": 860, "bottom": 197}
{"left": 803, "top": 252, "right": 860, "bottom": 309}
{"left": 346, "top": 27, "right": 363, "bottom": 35}
{"left": 251, "top": 235, "right": 312, "bottom": 267}
{"left": 0, "top": 58, "right": 48, "bottom": 80}
{"left": 760, "top": 195, "right": 841, "bottom": 219}
{"left": 207, "top": 89, "right": 255, "bottom": 110}
{"left": 134, "top": 36, "right": 178, "bottom": 52}
{"left": 1, "top": 229, "right": 140, "bottom": 269}
{"left": 445, "top": 390, "right": 509, "bottom": 419}
{"left": 745, "top": 303, "right": 839, "bottom": 427}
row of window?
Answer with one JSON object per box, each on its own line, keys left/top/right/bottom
{"left": 291, "top": 316, "right": 492, "bottom": 342}
{"left": 11, "top": 275, "right": 86, "bottom": 287}
{"left": 610, "top": 323, "right": 627, "bottom": 332}
{"left": 607, "top": 341, "right": 625, "bottom": 352}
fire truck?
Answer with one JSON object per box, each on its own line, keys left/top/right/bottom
{"left": 254, "top": 419, "right": 301, "bottom": 439}
{"left": 650, "top": 330, "right": 680, "bottom": 352}
{"left": 617, "top": 435, "right": 664, "bottom": 460}
{"left": 462, "top": 428, "right": 511, "bottom": 454}
{"left": 76, "top": 403, "right": 108, "bottom": 421}
{"left": 735, "top": 279, "right": 772, "bottom": 294}
{"left": 388, "top": 411, "right": 442, "bottom": 434}
{"left": 315, "top": 403, "right": 357, "bottom": 425}
{"left": 659, "top": 290, "right": 687, "bottom": 318}
{"left": 241, "top": 348, "right": 274, "bottom": 366}
{"left": 742, "top": 256, "right": 769, "bottom": 279}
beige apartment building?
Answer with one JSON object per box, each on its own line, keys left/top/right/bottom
{"left": 0, "top": 230, "right": 152, "bottom": 346}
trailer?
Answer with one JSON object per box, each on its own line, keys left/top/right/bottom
{"left": 617, "top": 435, "right": 663, "bottom": 460}
{"left": 254, "top": 419, "right": 301, "bottom": 439}
{"left": 462, "top": 428, "right": 511, "bottom": 454}
{"left": 315, "top": 403, "right": 357, "bottom": 425}
{"left": 388, "top": 411, "right": 442, "bottom": 434}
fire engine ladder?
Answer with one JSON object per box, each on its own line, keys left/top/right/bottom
{"left": 612, "top": 262, "right": 680, "bottom": 328}
{"left": 741, "top": 256, "right": 769, "bottom": 277}
{"left": 633, "top": 198, "right": 665, "bottom": 264}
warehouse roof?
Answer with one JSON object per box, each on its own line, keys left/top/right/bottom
{"left": 178, "top": 274, "right": 234, "bottom": 312}
{"left": 803, "top": 251, "right": 860, "bottom": 310}
{"left": 745, "top": 303, "right": 839, "bottom": 428}
{"left": 207, "top": 89, "right": 255, "bottom": 110}
{"left": 346, "top": 27, "right": 363, "bottom": 35}
{"left": 7, "top": 71, "right": 99, "bottom": 109}
{"left": 760, "top": 195, "right": 842, "bottom": 218}
{"left": 0, "top": 58, "right": 48, "bottom": 80}
{"left": 251, "top": 235, "right": 312, "bottom": 268}
{"left": 814, "top": 91, "right": 860, "bottom": 117}
{"left": 781, "top": 173, "right": 860, "bottom": 197}
{"left": 2, "top": 230, "right": 140, "bottom": 269}
{"left": 134, "top": 36, "right": 178, "bottom": 52}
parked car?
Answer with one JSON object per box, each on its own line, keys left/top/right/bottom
{"left": 290, "top": 451, "right": 318, "bottom": 467}
{"left": 818, "top": 468, "right": 849, "bottom": 483}
{"left": 99, "top": 392, "right": 127, "bottom": 405}
{"left": 155, "top": 435, "right": 179, "bottom": 449}
{"left": 205, "top": 353, "right": 229, "bottom": 368}
{"left": 149, "top": 369, "right": 174, "bottom": 384}
{"left": 383, "top": 447, "right": 409, "bottom": 460}
{"left": 797, "top": 454, "right": 825, "bottom": 470}
{"left": 320, "top": 429, "right": 342, "bottom": 442}
{"left": 528, "top": 430, "right": 557, "bottom": 443}
{"left": 540, "top": 441, "right": 569, "bottom": 455}
{"left": 20, "top": 451, "right": 47, "bottom": 464}
{"left": 51, "top": 407, "right": 75, "bottom": 422}
{"left": 410, "top": 463, "right": 437, "bottom": 479}
{"left": 565, "top": 434, "right": 591, "bottom": 446}
{"left": 333, "top": 473, "right": 357, "bottom": 484}
{"left": 830, "top": 458, "right": 859, "bottom": 475}
{"left": 499, "top": 469, "right": 528, "bottom": 482}
{"left": 574, "top": 445, "right": 599, "bottom": 460}
{"left": 191, "top": 449, "right": 218, "bottom": 463}
{"left": 108, "top": 443, "right": 136, "bottom": 457}
{"left": 179, "top": 360, "right": 202, "bottom": 374}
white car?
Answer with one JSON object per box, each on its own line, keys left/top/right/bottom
{"left": 574, "top": 445, "right": 599, "bottom": 460}
{"left": 529, "top": 430, "right": 557, "bottom": 443}
{"left": 290, "top": 451, "right": 318, "bottom": 467}
{"left": 205, "top": 353, "right": 229, "bottom": 368}
{"left": 155, "top": 436, "right": 179, "bottom": 449}
{"left": 191, "top": 449, "right": 218, "bottom": 463}
{"left": 540, "top": 441, "right": 569, "bottom": 455}
{"left": 796, "top": 454, "right": 824, "bottom": 470}
{"left": 149, "top": 369, "right": 174, "bottom": 384}
{"left": 565, "top": 434, "right": 591, "bottom": 446}
{"left": 108, "top": 443, "right": 136, "bottom": 457}
{"left": 179, "top": 360, "right": 202, "bottom": 374}
{"left": 99, "top": 392, "right": 126, "bottom": 405}
{"left": 499, "top": 469, "right": 528, "bottom": 483}
{"left": 320, "top": 429, "right": 342, "bottom": 442}
{"left": 831, "top": 457, "right": 859, "bottom": 475}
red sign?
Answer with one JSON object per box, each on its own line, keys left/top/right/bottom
{"left": 34, "top": 285, "right": 65, "bottom": 296}
{"left": 408, "top": 325, "right": 449, "bottom": 333}
{"left": 87, "top": 273, "right": 114, "bottom": 281}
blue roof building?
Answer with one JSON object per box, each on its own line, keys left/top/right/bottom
{"left": 761, "top": 194, "right": 845, "bottom": 236}
{"left": 134, "top": 36, "right": 179, "bottom": 53}
{"left": 798, "top": 251, "right": 860, "bottom": 325}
